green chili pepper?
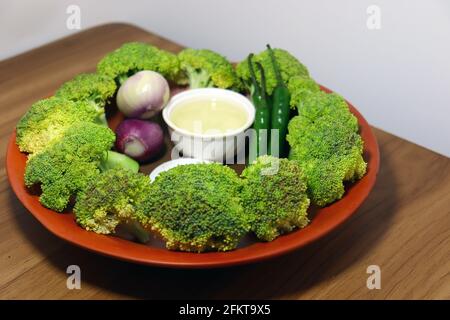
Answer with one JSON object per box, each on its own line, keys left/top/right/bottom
{"left": 267, "top": 44, "right": 290, "bottom": 157}
{"left": 248, "top": 54, "right": 270, "bottom": 162}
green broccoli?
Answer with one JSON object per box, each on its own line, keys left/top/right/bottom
{"left": 140, "top": 163, "right": 249, "bottom": 252}
{"left": 287, "top": 76, "right": 321, "bottom": 109}
{"left": 24, "top": 122, "right": 138, "bottom": 212}
{"left": 16, "top": 97, "right": 103, "bottom": 155}
{"left": 236, "top": 47, "right": 309, "bottom": 95}
{"left": 55, "top": 73, "right": 116, "bottom": 110}
{"left": 295, "top": 91, "right": 359, "bottom": 131}
{"left": 241, "top": 156, "right": 310, "bottom": 241}
{"left": 177, "top": 48, "right": 241, "bottom": 89}
{"left": 74, "top": 167, "right": 151, "bottom": 243}
{"left": 97, "top": 42, "right": 181, "bottom": 84}
{"left": 288, "top": 115, "right": 367, "bottom": 206}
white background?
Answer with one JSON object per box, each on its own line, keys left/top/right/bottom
{"left": 1, "top": 0, "right": 449, "bottom": 156}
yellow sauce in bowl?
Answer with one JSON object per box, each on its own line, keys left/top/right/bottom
{"left": 169, "top": 98, "right": 249, "bottom": 135}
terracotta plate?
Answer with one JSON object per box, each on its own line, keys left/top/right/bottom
{"left": 6, "top": 85, "right": 380, "bottom": 268}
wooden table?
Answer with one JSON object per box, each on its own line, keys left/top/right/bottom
{"left": 0, "top": 24, "right": 449, "bottom": 300}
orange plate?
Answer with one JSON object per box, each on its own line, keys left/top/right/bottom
{"left": 6, "top": 86, "right": 380, "bottom": 269}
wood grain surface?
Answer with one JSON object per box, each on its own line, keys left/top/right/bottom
{"left": 0, "top": 23, "right": 449, "bottom": 300}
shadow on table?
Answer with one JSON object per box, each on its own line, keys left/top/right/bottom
{"left": 10, "top": 140, "right": 399, "bottom": 299}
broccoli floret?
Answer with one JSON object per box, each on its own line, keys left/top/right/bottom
{"left": 74, "top": 167, "right": 151, "bottom": 242}
{"left": 288, "top": 115, "right": 367, "bottom": 206}
{"left": 16, "top": 97, "right": 103, "bottom": 155}
{"left": 236, "top": 48, "right": 309, "bottom": 95}
{"left": 177, "top": 48, "right": 241, "bottom": 90}
{"left": 55, "top": 73, "right": 116, "bottom": 110}
{"left": 241, "top": 156, "right": 310, "bottom": 241}
{"left": 24, "top": 122, "right": 115, "bottom": 211}
{"left": 287, "top": 76, "right": 321, "bottom": 109}
{"left": 288, "top": 114, "right": 364, "bottom": 165}
{"left": 97, "top": 42, "right": 181, "bottom": 84}
{"left": 140, "top": 163, "right": 249, "bottom": 252}
{"left": 299, "top": 156, "right": 366, "bottom": 207}
{"left": 295, "top": 91, "right": 359, "bottom": 131}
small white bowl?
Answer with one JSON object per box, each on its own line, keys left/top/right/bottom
{"left": 162, "top": 88, "right": 255, "bottom": 162}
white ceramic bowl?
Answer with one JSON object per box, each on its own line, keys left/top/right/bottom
{"left": 162, "top": 88, "right": 255, "bottom": 162}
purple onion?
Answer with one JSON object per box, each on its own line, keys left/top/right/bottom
{"left": 116, "top": 70, "right": 170, "bottom": 119}
{"left": 115, "top": 119, "right": 164, "bottom": 162}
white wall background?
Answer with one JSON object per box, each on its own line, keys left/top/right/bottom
{"left": 1, "top": 0, "right": 449, "bottom": 156}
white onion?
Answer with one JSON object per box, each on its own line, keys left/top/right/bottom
{"left": 116, "top": 70, "right": 170, "bottom": 119}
